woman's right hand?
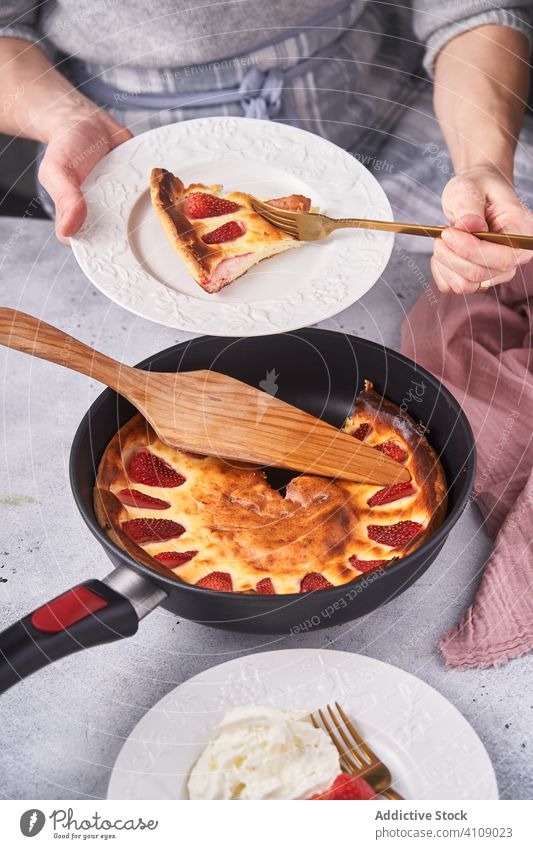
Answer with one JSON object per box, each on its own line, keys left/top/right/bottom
{"left": 431, "top": 168, "right": 533, "bottom": 295}
{"left": 38, "top": 107, "right": 132, "bottom": 242}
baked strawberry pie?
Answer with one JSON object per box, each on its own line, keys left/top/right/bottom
{"left": 95, "top": 381, "right": 447, "bottom": 595}
{"left": 150, "top": 168, "right": 311, "bottom": 293}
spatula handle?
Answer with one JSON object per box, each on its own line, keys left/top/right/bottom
{"left": 0, "top": 308, "right": 134, "bottom": 392}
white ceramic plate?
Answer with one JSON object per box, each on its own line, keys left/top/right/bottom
{"left": 107, "top": 649, "right": 497, "bottom": 800}
{"left": 71, "top": 118, "right": 393, "bottom": 336}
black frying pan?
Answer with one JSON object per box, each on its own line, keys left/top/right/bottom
{"left": 0, "top": 329, "right": 475, "bottom": 693}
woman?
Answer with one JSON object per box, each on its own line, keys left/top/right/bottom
{"left": 0, "top": 0, "right": 532, "bottom": 294}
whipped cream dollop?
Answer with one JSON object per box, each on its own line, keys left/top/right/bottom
{"left": 187, "top": 705, "right": 340, "bottom": 800}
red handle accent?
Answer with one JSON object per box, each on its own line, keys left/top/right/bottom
{"left": 31, "top": 586, "right": 108, "bottom": 634}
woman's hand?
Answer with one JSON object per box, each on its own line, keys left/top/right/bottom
{"left": 0, "top": 39, "right": 132, "bottom": 242}
{"left": 431, "top": 169, "right": 533, "bottom": 296}
{"left": 38, "top": 108, "right": 132, "bottom": 242}
{"left": 432, "top": 167, "right": 533, "bottom": 295}
{"left": 430, "top": 23, "right": 532, "bottom": 296}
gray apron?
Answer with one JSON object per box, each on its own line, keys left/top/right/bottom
{"left": 39, "top": 1, "right": 423, "bottom": 216}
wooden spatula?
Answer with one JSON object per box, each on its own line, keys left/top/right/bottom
{"left": 0, "top": 308, "right": 410, "bottom": 485}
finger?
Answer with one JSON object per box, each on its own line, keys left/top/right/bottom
{"left": 96, "top": 106, "right": 133, "bottom": 146}
{"left": 39, "top": 155, "right": 87, "bottom": 240}
{"left": 56, "top": 191, "right": 87, "bottom": 240}
{"left": 474, "top": 269, "right": 519, "bottom": 291}
{"left": 111, "top": 126, "right": 133, "bottom": 148}
{"left": 102, "top": 116, "right": 133, "bottom": 150}
{"left": 433, "top": 238, "right": 514, "bottom": 285}
{"left": 442, "top": 175, "right": 488, "bottom": 231}
{"left": 440, "top": 226, "right": 532, "bottom": 271}
{"left": 430, "top": 256, "right": 454, "bottom": 295}
{"left": 431, "top": 256, "right": 480, "bottom": 295}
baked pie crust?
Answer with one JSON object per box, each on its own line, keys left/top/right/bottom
{"left": 150, "top": 168, "right": 311, "bottom": 293}
{"left": 95, "top": 382, "right": 447, "bottom": 594}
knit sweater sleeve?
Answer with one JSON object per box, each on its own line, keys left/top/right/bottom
{"left": 412, "top": 1, "right": 533, "bottom": 76}
{"left": 0, "top": 1, "right": 41, "bottom": 45}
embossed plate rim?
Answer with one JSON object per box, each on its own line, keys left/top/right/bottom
{"left": 71, "top": 117, "right": 393, "bottom": 336}
{"left": 107, "top": 648, "right": 498, "bottom": 800}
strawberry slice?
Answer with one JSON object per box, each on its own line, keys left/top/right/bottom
{"left": 127, "top": 451, "right": 186, "bottom": 488}
{"left": 351, "top": 422, "right": 372, "bottom": 441}
{"left": 376, "top": 441, "right": 407, "bottom": 463}
{"left": 349, "top": 555, "right": 388, "bottom": 573}
{"left": 153, "top": 550, "right": 197, "bottom": 568}
{"left": 300, "top": 573, "right": 333, "bottom": 592}
{"left": 311, "top": 773, "right": 377, "bottom": 800}
{"left": 185, "top": 192, "right": 241, "bottom": 219}
{"left": 196, "top": 571, "right": 233, "bottom": 592}
{"left": 122, "top": 518, "right": 185, "bottom": 544}
{"left": 367, "top": 482, "right": 416, "bottom": 508}
{"left": 202, "top": 220, "right": 246, "bottom": 244}
{"left": 256, "top": 577, "right": 275, "bottom": 594}
{"left": 367, "top": 520, "right": 422, "bottom": 548}
{"left": 116, "top": 489, "right": 171, "bottom": 510}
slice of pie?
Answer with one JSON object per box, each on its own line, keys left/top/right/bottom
{"left": 95, "top": 381, "right": 448, "bottom": 595}
{"left": 150, "top": 168, "right": 311, "bottom": 293}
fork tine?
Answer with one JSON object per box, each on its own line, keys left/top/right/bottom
{"left": 250, "top": 198, "right": 300, "bottom": 236}
{"left": 313, "top": 706, "right": 406, "bottom": 799}
{"left": 264, "top": 215, "right": 299, "bottom": 232}
{"left": 258, "top": 214, "right": 299, "bottom": 237}
{"left": 327, "top": 704, "right": 370, "bottom": 767}
{"left": 316, "top": 710, "right": 357, "bottom": 775}
{"left": 262, "top": 213, "right": 299, "bottom": 229}
{"left": 249, "top": 197, "right": 271, "bottom": 209}
{"left": 260, "top": 209, "right": 298, "bottom": 223}
{"left": 251, "top": 197, "right": 298, "bottom": 220}
{"left": 253, "top": 213, "right": 299, "bottom": 235}
{"left": 335, "top": 701, "right": 375, "bottom": 763}
{"left": 314, "top": 709, "right": 363, "bottom": 775}
{"left": 251, "top": 201, "right": 296, "bottom": 221}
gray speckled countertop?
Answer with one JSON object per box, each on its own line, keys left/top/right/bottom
{"left": 0, "top": 216, "right": 531, "bottom": 800}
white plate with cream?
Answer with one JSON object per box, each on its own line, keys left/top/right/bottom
{"left": 107, "top": 649, "right": 498, "bottom": 800}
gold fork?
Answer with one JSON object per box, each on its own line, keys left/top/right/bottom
{"left": 251, "top": 197, "right": 533, "bottom": 249}
{"left": 311, "top": 701, "right": 404, "bottom": 800}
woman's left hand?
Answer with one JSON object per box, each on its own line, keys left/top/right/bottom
{"left": 431, "top": 166, "right": 533, "bottom": 294}
{"left": 38, "top": 106, "right": 132, "bottom": 243}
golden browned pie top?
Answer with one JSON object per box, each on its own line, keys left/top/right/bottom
{"left": 149, "top": 168, "right": 311, "bottom": 293}
{"left": 95, "top": 382, "right": 447, "bottom": 594}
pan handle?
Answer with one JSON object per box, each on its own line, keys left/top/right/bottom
{"left": 0, "top": 569, "right": 165, "bottom": 694}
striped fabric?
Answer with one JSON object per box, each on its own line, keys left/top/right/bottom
{"left": 64, "top": 2, "right": 424, "bottom": 161}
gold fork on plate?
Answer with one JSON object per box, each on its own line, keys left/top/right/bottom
{"left": 311, "top": 702, "right": 404, "bottom": 800}
{"left": 251, "top": 197, "right": 533, "bottom": 249}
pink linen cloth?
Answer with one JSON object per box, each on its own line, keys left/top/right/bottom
{"left": 401, "top": 264, "right": 533, "bottom": 669}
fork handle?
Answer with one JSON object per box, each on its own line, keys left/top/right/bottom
{"left": 335, "top": 218, "right": 533, "bottom": 250}
{"left": 382, "top": 787, "right": 404, "bottom": 800}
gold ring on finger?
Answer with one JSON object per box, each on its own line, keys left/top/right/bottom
{"left": 475, "top": 279, "right": 493, "bottom": 293}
